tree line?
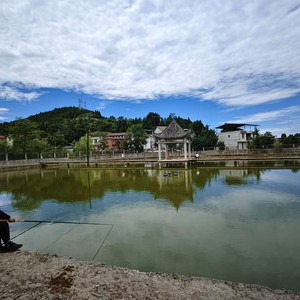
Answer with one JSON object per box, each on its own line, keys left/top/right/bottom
{"left": 0, "top": 107, "right": 218, "bottom": 154}
{"left": 0, "top": 106, "right": 299, "bottom": 155}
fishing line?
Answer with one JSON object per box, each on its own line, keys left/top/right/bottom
{"left": 23, "top": 220, "right": 114, "bottom": 226}
{"left": 11, "top": 222, "right": 42, "bottom": 240}
{"left": 1, "top": 219, "right": 114, "bottom": 226}
{"left": 2, "top": 219, "right": 115, "bottom": 255}
{"left": 92, "top": 224, "right": 114, "bottom": 261}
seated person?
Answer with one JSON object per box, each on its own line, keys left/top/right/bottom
{"left": 0, "top": 210, "right": 23, "bottom": 253}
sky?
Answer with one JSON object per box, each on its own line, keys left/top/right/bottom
{"left": 0, "top": 0, "right": 300, "bottom": 137}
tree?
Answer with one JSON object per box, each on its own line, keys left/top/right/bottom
{"left": 0, "top": 138, "right": 11, "bottom": 154}
{"left": 175, "top": 116, "right": 192, "bottom": 129}
{"left": 126, "top": 124, "right": 148, "bottom": 152}
{"left": 73, "top": 134, "right": 92, "bottom": 155}
{"left": 191, "top": 120, "right": 204, "bottom": 135}
{"left": 31, "top": 138, "right": 51, "bottom": 154}
{"left": 116, "top": 117, "right": 128, "bottom": 132}
{"left": 191, "top": 125, "right": 218, "bottom": 150}
{"left": 260, "top": 131, "right": 275, "bottom": 148}
{"left": 143, "top": 112, "right": 162, "bottom": 130}
{"left": 9, "top": 119, "right": 41, "bottom": 154}
{"left": 164, "top": 113, "right": 176, "bottom": 125}
{"left": 281, "top": 134, "right": 300, "bottom": 147}
{"left": 47, "top": 130, "right": 66, "bottom": 148}
{"left": 250, "top": 129, "right": 275, "bottom": 149}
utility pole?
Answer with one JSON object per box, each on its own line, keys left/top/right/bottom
{"left": 86, "top": 115, "right": 90, "bottom": 167}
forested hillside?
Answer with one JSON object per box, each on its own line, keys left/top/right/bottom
{"left": 0, "top": 106, "right": 218, "bottom": 153}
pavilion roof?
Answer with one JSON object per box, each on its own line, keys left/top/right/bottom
{"left": 154, "top": 119, "right": 190, "bottom": 139}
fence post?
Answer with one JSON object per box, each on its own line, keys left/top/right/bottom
{"left": 5, "top": 153, "right": 8, "bottom": 162}
{"left": 25, "top": 153, "right": 27, "bottom": 160}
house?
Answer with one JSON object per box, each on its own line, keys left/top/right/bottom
{"left": 0, "top": 134, "right": 13, "bottom": 146}
{"left": 91, "top": 132, "right": 128, "bottom": 150}
{"left": 91, "top": 136, "right": 103, "bottom": 151}
{"left": 216, "top": 123, "right": 258, "bottom": 150}
{"left": 143, "top": 126, "right": 167, "bottom": 151}
{"left": 105, "top": 132, "right": 127, "bottom": 148}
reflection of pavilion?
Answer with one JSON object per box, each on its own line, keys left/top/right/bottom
{"left": 155, "top": 170, "right": 194, "bottom": 210}
{"left": 154, "top": 120, "right": 193, "bottom": 168}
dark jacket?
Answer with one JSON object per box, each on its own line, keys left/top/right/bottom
{"left": 0, "top": 210, "right": 10, "bottom": 220}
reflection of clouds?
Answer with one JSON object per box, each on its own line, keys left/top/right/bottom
{"left": 0, "top": 193, "right": 12, "bottom": 208}
{"left": 97, "top": 199, "right": 300, "bottom": 292}
{"left": 204, "top": 189, "right": 300, "bottom": 222}
{"left": 207, "top": 189, "right": 300, "bottom": 205}
{"left": 260, "top": 170, "right": 300, "bottom": 187}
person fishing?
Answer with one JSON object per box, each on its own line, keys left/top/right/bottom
{"left": 0, "top": 210, "right": 23, "bottom": 253}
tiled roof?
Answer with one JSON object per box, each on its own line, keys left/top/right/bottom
{"left": 154, "top": 120, "right": 190, "bottom": 139}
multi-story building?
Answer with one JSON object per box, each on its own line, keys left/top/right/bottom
{"left": 91, "top": 132, "right": 127, "bottom": 150}
{"left": 216, "top": 123, "right": 258, "bottom": 150}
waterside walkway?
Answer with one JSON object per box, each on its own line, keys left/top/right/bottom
{"left": 1, "top": 148, "right": 300, "bottom": 170}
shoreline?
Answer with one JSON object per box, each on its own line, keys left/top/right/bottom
{"left": 1, "top": 251, "right": 299, "bottom": 299}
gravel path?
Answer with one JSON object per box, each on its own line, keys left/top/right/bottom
{"left": 0, "top": 251, "right": 299, "bottom": 300}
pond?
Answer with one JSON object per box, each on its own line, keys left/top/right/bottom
{"left": 0, "top": 164, "right": 300, "bottom": 291}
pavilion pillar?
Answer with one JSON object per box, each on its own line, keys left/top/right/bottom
{"left": 158, "top": 142, "right": 162, "bottom": 161}
{"left": 188, "top": 140, "right": 191, "bottom": 159}
{"left": 184, "top": 139, "right": 187, "bottom": 160}
{"left": 165, "top": 143, "right": 168, "bottom": 159}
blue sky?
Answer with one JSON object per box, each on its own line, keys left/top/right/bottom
{"left": 0, "top": 0, "right": 300, "bottom": 136}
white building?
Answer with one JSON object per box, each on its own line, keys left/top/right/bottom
{"left": 216, "top": 123, "right": 258, "bottom": 150}
{"left": 143, "top": 126, "right": 167, "bottom": 151}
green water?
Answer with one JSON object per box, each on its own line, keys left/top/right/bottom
{"left": 1, "top": 165, "right": 300, "bottom": 291}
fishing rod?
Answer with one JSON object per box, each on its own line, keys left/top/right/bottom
{"left": 0, "top": 219, "right": 114, "bottom": 226}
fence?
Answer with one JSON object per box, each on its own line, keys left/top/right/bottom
{"left": 1, "top": 146, "right": 299, "bottom": 168}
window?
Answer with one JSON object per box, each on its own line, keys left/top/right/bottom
{"left": 228, "top": 135, "right": 230, "bottom": 138}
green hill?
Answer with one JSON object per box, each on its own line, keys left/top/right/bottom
{"left": 0, "top": 106, "right": 102, "bottom": 144}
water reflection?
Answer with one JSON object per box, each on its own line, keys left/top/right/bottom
{"left": 0, "top": 166, "right": 300, "bottom": 291}
{"left": 220, "top": 169, "right": 261, "bottom": 185}
{"left": 0, "top": 168, "right": 267, "bottom": 210}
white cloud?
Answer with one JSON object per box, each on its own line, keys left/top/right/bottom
{"left": 260, "top": 125, "right": 299, "bottom": 137}
{"left": 96, "top": 102, "right": 108, "bottom": 110}
{"left": 0, "top": 107, "right": 8, "bottom": 120}
{"left": 0, "top": 85, "right": 41, "bottom": 101}
{"left": 0, "top": 107, "right": 9, "bottom": 113}
{"left": 0, "top": 0, "right": 300, "bottom": 106}
{"left": 228, "top": 106, "right": 300, "bottom": 123}
{"left": 226, "top": 106, "right": 300, "bottom": 136}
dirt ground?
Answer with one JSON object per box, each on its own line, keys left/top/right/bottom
{"left": 0, "top": 251, "right": 299, "bottom": 300}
